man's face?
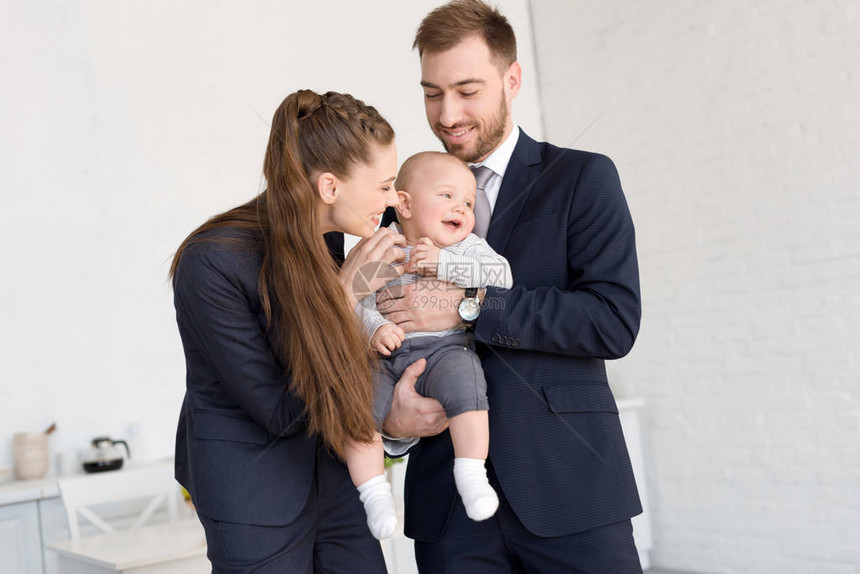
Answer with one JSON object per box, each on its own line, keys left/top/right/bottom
{"left": 420, "top": 35, "right": 521, "bottom": 163}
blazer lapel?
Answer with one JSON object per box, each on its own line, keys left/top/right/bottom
{"left": 486, "top": 129, "right": 543, "bottom": 255}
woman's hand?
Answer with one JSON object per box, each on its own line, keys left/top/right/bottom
{"left": 338, "top": 227, "right": 406, "bottom": 308}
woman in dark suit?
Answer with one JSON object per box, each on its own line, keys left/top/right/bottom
{"left": 169, "top": 89, "right": 416, "bottom": 573}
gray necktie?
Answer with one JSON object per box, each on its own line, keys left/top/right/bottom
{"left": 470, "top": 165, "right": 494, "bottom": 238}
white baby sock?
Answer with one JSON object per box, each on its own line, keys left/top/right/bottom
{"left": 453, "top": 458, "right": 499, "bottom": 521}
{"left": 357, "top": 474, "right": 397, "bottom": 539}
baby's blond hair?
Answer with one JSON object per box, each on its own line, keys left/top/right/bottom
{"left": 395, "top": 151, "right": 471, "bottom": 193}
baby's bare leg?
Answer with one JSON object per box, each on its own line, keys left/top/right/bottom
{"left": 448, "top": 410, "right": 498, "bottom": 521}
{"left": 344, "top": 432, "right": 397, "bottom": 539}
{"left": 344, "top": 432, "right": 385, "bottom": 487}
{"left": 449, "top": 410, "right": 489, "bottom": 459}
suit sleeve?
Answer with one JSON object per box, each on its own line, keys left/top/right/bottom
{"left": 474, "top": 154, "right": 641, "bottom": 359}
{"left": 173, "top": 243, "right": 307, "bottom": 437}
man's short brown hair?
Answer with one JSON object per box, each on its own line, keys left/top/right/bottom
{"left": 413, "top": 0, "right": 517, "bottom": 70}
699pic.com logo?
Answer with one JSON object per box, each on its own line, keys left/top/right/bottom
{"left": 351, "top": 260, "right": 403, "bottom": 308}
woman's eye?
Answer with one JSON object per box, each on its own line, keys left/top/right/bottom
{"left": 382, "top": 186, "right": 391, "bottom": 192}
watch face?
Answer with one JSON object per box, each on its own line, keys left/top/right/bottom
{"left": 459, "top": 298, "right": 480, "bottom": 322}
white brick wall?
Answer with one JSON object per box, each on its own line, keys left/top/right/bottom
{"left": 530, "top": 1, "right": 860, "bottom": 572}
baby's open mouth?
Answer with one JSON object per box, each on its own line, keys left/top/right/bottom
{"left": 443, "top": 220, "right": 461, "bottom": 231}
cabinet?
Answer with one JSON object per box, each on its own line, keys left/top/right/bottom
{"left": 0, "top": 501, "right": 44, "bottom": 574}
{"left": 0, "top": 461, "right": 193, "bottom": 574}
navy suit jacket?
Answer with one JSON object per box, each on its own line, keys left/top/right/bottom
{"left": 385, "top": 130, "right": 643, "bottom": 541}
{"left": 172, "top": 229, "right": 346, "bottom": 526}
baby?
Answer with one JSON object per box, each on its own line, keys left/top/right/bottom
{"left": 346, "top": 151, "right": 513, "bottom": 539}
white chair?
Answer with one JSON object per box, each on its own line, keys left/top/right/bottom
{"left": 57, "top": 461, "right": 180, "bottom": 540}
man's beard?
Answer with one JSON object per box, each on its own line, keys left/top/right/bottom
{"left": 435, "top": 91, "right": 509, "bottom": 163}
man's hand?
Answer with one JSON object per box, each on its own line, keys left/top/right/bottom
{"left": 376, "top": 279, "right": 463, "bottom": 333}
{"left": 370, "top": 323, "right": 406, "bottom": 356}
{"left": 382, "top": 358, "right": 448, "bottom": 438}
{"left": 407, "top": 237, "right": 440, "bottom": 277}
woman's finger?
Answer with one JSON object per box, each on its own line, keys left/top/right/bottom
{"left": 349, "top": 227, "right": 403, "bottom": 262}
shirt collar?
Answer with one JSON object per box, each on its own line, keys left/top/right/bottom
{"left": 469, "top": 125, "right": 520, "bottom": 178}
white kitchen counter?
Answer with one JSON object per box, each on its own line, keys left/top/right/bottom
{"left": 0, "top": 473, "right": 61, "bottom": 506}
{"left": 0, "top": 460, "right": 176, "bottom": 506}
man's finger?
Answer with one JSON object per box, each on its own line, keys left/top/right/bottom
{"left": 376, "top": 285, "right": 404, "bottom": 305}
{"left": 381, "top": 312, "right": 413, "bottom": 326}
{"left": 377, "top": 297, "right": 409, "bottom": 315}
{"left": 399, "top": 358, "right": 427, "bottom": 391}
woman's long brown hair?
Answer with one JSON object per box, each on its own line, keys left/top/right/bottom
{"left": 169, "top": 90, "right": 394, "bottom": 458}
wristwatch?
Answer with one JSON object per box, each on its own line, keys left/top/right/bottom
{"left": 458, "top": 288, "right": 481, "bottom": 326}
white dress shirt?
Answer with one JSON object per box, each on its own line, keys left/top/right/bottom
{"left": 469, "top": 126, "right": 520, "bottom": 215}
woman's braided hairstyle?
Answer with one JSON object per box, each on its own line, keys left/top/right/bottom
{"left": 172, "top": 89, "right": 395, "bottom": 458}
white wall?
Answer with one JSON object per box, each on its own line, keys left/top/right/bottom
{"left": 531, "top": 1, "right": 860, "bottom": 572}
{"left": 0, "top": 1, "right": 543, "bottom": 471}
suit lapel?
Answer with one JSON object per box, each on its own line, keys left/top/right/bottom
{"left": 486, "top": 130, "right": 543, "bottom": 255}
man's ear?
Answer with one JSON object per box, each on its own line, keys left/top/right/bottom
{"left": 396, "top": 190, "right": 413, "bottom": 219}
{"left": 504, "top": 61, "right": 522, "bottom": 101}
{"left": 316, "top": 172, "right": 338, "bottom": 205}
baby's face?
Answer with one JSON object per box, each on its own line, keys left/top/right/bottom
{"left": 402, "top": 160, "right": 476, "bottom": 247}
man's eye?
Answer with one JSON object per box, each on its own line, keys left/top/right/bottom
{"left": 461, "top": 91, "right": 478, "bottom": 97}
{"left": 424, "top": 93, "right": 441, "bottom": 100}
{"left": 382, "top": 186, "right": 391, "bottom": 192}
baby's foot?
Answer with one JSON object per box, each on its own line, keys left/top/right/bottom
{"left": 357, "top": 474, "right": 397, "bottom": 539}
{"left": 454, "top": 458, "right": 499, "bottom": 521}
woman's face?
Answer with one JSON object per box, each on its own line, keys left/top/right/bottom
{"left": 325, "top": 143, "right": 399, "bottom": 237}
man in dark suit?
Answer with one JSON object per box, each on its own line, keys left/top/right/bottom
{"left": 379, "top": 1, "right": 643, "bottom": 571}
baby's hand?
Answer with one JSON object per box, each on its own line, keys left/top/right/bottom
{"left": 408, "top": 237, "right": 440, "bottom": 277}
{"left": 371, "top": 323, "right": 406, "bottom": 356}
